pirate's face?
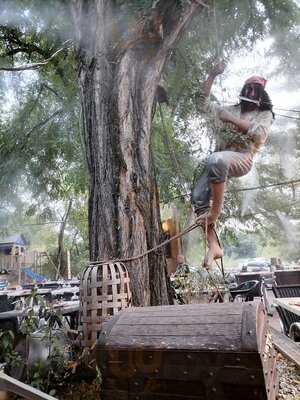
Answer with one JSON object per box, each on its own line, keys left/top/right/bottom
{"left": 243, "top": 83, "right": 261, "bottom": 102}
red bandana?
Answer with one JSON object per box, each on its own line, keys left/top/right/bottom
{"left": 244, "top": 76, "right": 267, "bottom": 88}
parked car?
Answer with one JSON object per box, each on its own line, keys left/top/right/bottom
{"left": 241, "top": 259, "right": 271, "bottom": 273}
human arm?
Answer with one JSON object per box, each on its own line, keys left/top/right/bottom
{"left": 202, "top": 61, "right": 226, "bottom": 97}
{"left": 198, "top": 61, "right": 226, "bottom": 113}
{"left": 219, "top": 109, "right": 251, "bottom": 133}
{"left": 219, "top": 109, "right": 273, "bottom": 145}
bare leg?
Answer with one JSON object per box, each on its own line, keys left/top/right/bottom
{"left": 197, "top": 181, "right": 226, "bottom": 269}
{"left": 202, "top": 224, "right": 223, "bottom": 270}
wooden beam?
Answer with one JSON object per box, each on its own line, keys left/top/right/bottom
{"left": 0, "top": 371, "right": 57, "bottom": 400}
{"left": 270, "top": 327, "right": 300, "bottom": 368}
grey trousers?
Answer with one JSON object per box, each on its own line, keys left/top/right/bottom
{"left": 191, "top": 151, "right": 253, "bottom": 213}
{"left": 207, "top": 150, "right": 253, "bottom": 183}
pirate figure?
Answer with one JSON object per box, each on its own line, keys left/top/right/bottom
{"left": 192, "top": 62, "right": 274, "bottom": 269}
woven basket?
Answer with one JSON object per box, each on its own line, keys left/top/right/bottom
{"left": 79, "top": 262, "right": 132, "bottom": 347}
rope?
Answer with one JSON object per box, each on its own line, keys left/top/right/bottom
{"left": 200, "top": 217, "right": 225, "bottom": 301}
{"left": 88, "top": 221, "right": 200, "bottom": 265}
{"left": 88, "top": 219, "right": 226, "bottom": 302}
{"left": 212, "top": 226, "right": 225, "bottom": 279}
{"left": 82, "top": 213, "right": 227, "bottom": 302}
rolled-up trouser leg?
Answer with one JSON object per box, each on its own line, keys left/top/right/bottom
{"left": 191, "top": 171, "right": 211, "bottom": 215}
{"left": 207, "top": 150, "right": 253, "bottom": 183}
{"left": 191, "top": 151, "right": 253, "bottom": 214}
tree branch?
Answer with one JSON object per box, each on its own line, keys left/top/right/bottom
{"left": 42, "top": 83, "right": 64, "bottom": 101}
{"left": 23, "top": 108, "right": 64, "bottom": 141}
{"left": 0, "top": 108, "right": 64, "bottom": 163}
{"left": 0, "top": 40, "right": 71, "bottom": 72}
{"left": 156, "top": 0, "right": 209, "bottom": 57}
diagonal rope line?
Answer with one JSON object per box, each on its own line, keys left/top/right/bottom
{"left": 88, "top": 221, "right": 200, "bottom": 265}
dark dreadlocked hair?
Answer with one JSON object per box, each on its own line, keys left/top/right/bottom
{"left": 239, "top": 83, "right": 274, "bottom": 118}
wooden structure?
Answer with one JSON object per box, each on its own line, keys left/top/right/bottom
{"left": 0, "top": 236, "right": 49, "bottom": 285}
{"left": 0, "top": 371, "right": 57, "bottom": 400}
{"left": 162, "top": 218, "right": 182, "bottom": 275}
{"left": 97, "top": 302, "right": 278, "bottom": 400}
{"left": 79, "top": 262, "right": 132, "bottom": 347}
{"left": 270, "top": 327, "right": 300, "bottom": 368}
{"left": 0, "top": 235, "right": 28, "bottom": 285}
{"left": 0, "top": 300, "right": 79, "bottom": 333}
{"left": 274, "top": 269, "right": 300, "bottom": 286}
{"left": 273, "top": 283, "right": 300, "bottom": 299}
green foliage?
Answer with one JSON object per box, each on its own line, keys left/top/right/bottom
{"left": 0, "top": 330, "right": 23, "bottom": 369}
{"left": 152, "top": 106, "right": 196, "bottom": 203}
{"left": 226, "top": 234, "right": 257, "bottom": 258}
{"left": 0, "top": 0, "right": 300, "bottom": 268}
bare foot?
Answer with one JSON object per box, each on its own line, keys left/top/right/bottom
{"left": 203, "top": 245, "right": 223, "bottom": 270}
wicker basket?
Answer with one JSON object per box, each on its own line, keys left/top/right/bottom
{"left": 79, "top": 262, "right": 132, "bottom": 347}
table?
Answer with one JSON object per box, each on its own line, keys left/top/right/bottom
{"left": 1, "top": 288, "right": 52, "bottom": 298}
{"left": 0, "top": 300, "right": 79, "bottom": 329}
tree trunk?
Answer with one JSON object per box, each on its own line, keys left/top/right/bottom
{"left": 71, "top": 0, "right": 203, "bottom": 306}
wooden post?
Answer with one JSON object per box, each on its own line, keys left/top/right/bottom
{"left": 33, "top": 251, "right": 37, "bottom": 273}
{"left": 67, "top": 250, "right": 71, "bottom": 280}
{"left": 10, "top": 246, "right": 14, "bottom": 270}
{"left": 162, "top": 218, "right": 182, "bottom": 275}
{"left": 18, "top": 246, "right": 21, "bottom": 285}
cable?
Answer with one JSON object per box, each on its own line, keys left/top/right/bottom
{"left": 274, "top": 107, "right": 300, "bottom": 114}
{"left": 221, "top": 100, "right": 300, "bottom": 120}
{"left": 232, "top": 179, "right": 300, "bottom": 192}
{"left": 275, "top": 113, "right": 300, "bottom": 121}
{"left": 3, "top": 180, "right": 300, "bottom": 229}
{"left": 161, "top": 178, "right": 300, "bottom": 204}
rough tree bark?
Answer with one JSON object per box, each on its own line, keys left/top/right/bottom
{"left": 71, "top": 0, "right": 204, "bottom": 306}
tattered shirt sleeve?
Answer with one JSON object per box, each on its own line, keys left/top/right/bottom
{"left": 197, "top": 93, "right": 222, "bottom": 120}
{"left": 247, "top": 110, "right": 273, "bottom": 148}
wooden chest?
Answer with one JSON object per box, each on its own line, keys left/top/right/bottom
{"left": 96, "top": 302, "right": 277, "bottom": 400}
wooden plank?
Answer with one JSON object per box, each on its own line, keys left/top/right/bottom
{"left": 0, "top": 372, "right": 57, "bottom": 400}
{"left": 110, "top": 323, "right": 241, "bottom": 337}
{"left": 0, "top": 303, "right": 79, "bottom": 320}
{"left": 262, "top": 284, "right": 273, "bottom": 316}
{"left": 275, "top": 270, "right": 300, "bottom": 285}
{"left": 102, "top": 335, "right": 243, "bottom": 351}
{"left": 241, "top": 302, "right": 260, "bottom": 351}
{"left": 270, "top": 327, "right": 300, "bottom": 368}
{"left": 0, "top": 310, "right": 23, "bottom": 319}
{"left": 116, "top": 315, "right": 240, "bottom": 325}
{"left": 103, "top": 350, "right": 263, "bottom": 376}
{"left": 124, "top": 303, "right": 243, "bottom": 314}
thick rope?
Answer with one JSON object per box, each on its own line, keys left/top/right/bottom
{"left": 201, "top": 218, "right": 225, "bottom": 301}
{"left": 88, "top": 218, "right": 227, "bottom": 302}
{"left": 88, "top": 221, "right": 200, "bottom": 265}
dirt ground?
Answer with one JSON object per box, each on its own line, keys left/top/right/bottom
{"left": 277, "top": 356, "right": 300, "bottom": 400}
